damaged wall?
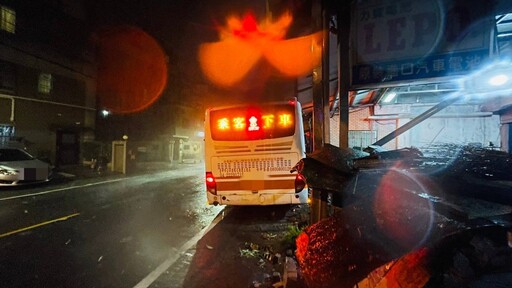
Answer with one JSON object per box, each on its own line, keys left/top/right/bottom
{"left": 373, "top": 103, "right": 501, "bottom": 150}
{"left": 329, "top": 103, "right": 501, "bottom": 151}
{"left": 500, "top": 107, "right": 512, "bottom": 153}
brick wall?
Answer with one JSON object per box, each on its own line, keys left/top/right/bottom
{"left": 330, "top": 107, "right": 372, "bottom": 147}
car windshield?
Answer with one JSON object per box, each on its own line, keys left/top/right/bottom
{"left": 0, "top": 148, "right": 34, "bottom": 161}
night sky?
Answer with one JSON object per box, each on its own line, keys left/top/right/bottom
{"left": 86, "top": 1, "right": 278, "bottom": 140}
{"left": 86, "top": 0, "right": 311, "bottom": 102}
{"left": 86, "top": 0, "right": 272, "bottom": 86}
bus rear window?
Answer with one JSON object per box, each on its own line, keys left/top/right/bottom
{"left": 210, "top": 103, "right": 296, "bottom": 141}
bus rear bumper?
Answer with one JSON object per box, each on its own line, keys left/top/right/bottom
{"left": 207, "top": 189, "right": 308, "bottom": 206}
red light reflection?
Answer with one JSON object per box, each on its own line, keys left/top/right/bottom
{"left": 373, "top": 167, "right": 435, "bottom": 250}
{"left": 95, "top": 26, "right": 168, "bottom": 114}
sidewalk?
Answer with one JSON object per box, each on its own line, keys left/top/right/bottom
{"left": 151, "top": 204, "right": 309, "bottom": 288}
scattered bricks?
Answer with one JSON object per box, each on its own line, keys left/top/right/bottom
{"left": 263, "top": 273, "right": 272, "bottom": 285}
{"left": 470, "top": 235, "right": 496, "bottom": 267}
{"left": 272, "top": 271, "right": 282, "bottom": 283}
{"left": 272, "top": 253, "right": 281, "bottom": 265}
{"left": 284, "top": 256, "right": 298, "bottom": 282}
{"left": 258, "top": 259, "right": 267, "bottom": 269}
{"left": 451, "top": 251, "right": 475, "bottom": 280}
{"left": 262, "top": 232, "right": 278, "bottom": 240}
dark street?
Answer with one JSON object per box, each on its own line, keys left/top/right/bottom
{"left": 0, "top": 164, "right": 307, "bottom": 288}
{"left": 0, "top": 164, "right": 221, "bottom": 287}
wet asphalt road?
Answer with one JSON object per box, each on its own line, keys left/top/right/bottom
{"left": 0, "top": 164, "right": 224, "bottom": 288}
{"left": 0, "top": 164, "right": 307, "bottom": 288}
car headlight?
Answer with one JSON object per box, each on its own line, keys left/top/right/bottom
{"left": 0, "top": 168, "right": 18, "bottom": 176}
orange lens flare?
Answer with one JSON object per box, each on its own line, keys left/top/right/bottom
{"left": 199, "top": 39, "right": 261, "bottom": 87}
{"left": 199, "top": 11, "right": 322, "bottom": 87}
{"left": 263, "top": 31, "right": 323, "bottom": 77}
{"left": 373, "top": 167, "right": 434, "bottom": 250}
{"left": 96, "top": 26, "right": 167, "bottom": 114}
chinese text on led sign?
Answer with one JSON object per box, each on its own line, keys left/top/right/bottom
{"left": 216, "top": 113, "right": 293, "bottom": 132}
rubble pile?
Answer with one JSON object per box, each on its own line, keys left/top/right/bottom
{"left": 292, "top": 144, "right": 512, "bottom": 287}
{"left": 241, "top": 240, "right": 290, "bottom": 288}
{"left": 447, "top": 145, "right": 512, "bottom": 181}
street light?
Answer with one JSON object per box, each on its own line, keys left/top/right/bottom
{"left": 489, "top": 74, "right": 509, "bottom": 86}
{"left": 463, "top": 61, "right": 512, "bottom": 97}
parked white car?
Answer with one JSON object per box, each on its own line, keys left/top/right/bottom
{"left": 0, "top": 147, "right": 53, "bottom": 186}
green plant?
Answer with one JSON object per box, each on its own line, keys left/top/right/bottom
{"left": 282, "top": 224, "right": 304, "bottom": 251}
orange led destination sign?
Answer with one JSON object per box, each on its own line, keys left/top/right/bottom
{"left": 216, "top": 113, "right": 293, "bottom": 132}
{"left": 210, "top": 104, "right": 296, "bottom": 141}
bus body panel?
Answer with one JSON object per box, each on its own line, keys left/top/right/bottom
{"left": 204, "top": 99, "right": 308, "bottom": 206}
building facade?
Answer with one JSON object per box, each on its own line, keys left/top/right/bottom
{"left": 0, "top": 0, "right": 96, "bottom": 166}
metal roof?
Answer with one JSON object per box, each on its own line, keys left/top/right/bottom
{"left": 299, "top": 4, "right": 512, "bottom": 112}
{"left": 366, "top": 10, "right": 512, "bottom": 108}
{"left": 497, "top": 13, "right": 512, "bottom": 55}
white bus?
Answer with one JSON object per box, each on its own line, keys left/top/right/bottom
{"left": 204, "top": 98, "right": 308, "bottom": 206}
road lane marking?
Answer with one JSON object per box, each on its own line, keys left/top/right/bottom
{"left": 0, "top": 212, "right": 80, "bottom": 238}
{"left": 133, "top": 208, "right": 228, "bottom": 288}
{"left": 0, "top": 178, "right": 126, "bottom": 201}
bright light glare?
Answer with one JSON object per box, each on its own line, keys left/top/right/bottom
{"left": 488, "top": 74, "right": 509, "bottom": 86}
{"left": 464, "top": 61, "right": 512, "bottom": 97}
{"left": 382, "top": 92, "right": 397, "bottom": 103}
{"left": 101, "top": 110, "right": 110, "bottom": 117}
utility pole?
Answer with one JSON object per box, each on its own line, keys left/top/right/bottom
{"left": 310, "top": 0, "right": 331, "bottom": 223}
{"left": 337, "top": 2, "right": 350, "bottom": 149}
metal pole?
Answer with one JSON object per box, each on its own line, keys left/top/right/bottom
{"left": 310, "top": 0, "right": 331, "bottom": 223}
{"left": 321, "top": 1, "right": 331, "bottom": 146}
{"left": 372, "top": 93, "right": 460, "bottom": 147}
{"left": 338, "top": 2, "right": 350, "bottom": 149}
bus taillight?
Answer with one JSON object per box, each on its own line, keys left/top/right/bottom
{"left": 206, "top": 172, "right": 217, "bottom": 194}
{"left": 294, "top": 173, "right": 306, "bottom": 193}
